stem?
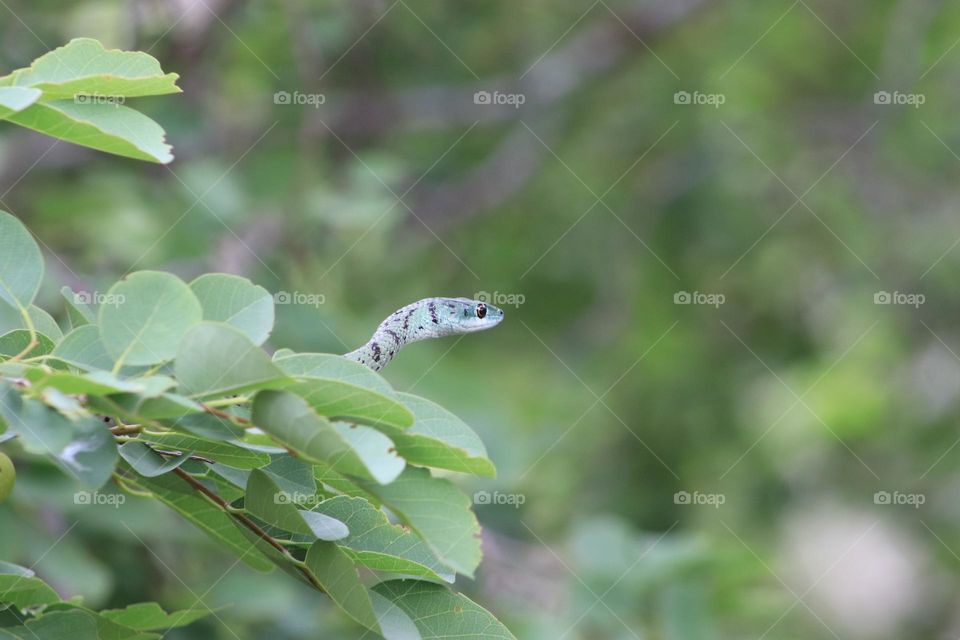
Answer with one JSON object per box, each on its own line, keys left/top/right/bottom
{"left": 141, "top": 362, "right": 167, "bottom": 377}
{"left": 9, "top": 305, "right": 38, "bottom": 363}
{"left": 202, "top": 404, "right": 251, "bottom": 425}
{"left": 111, "top": 425, "right": 143, "bottom": 436}
{"left": 169, "top": 468, "right": 324, "bottom": 592}
{"left": 112, "top": 473, "right": 154, "bottom": 498}
{"left": 153, "top": 448, "right": 215, "bottom": 465}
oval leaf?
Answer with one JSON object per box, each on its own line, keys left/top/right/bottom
{"left": 190, "top": 274, "right": 274, "bottom": 346}
{"left": 118, "top": 441, "right": 191, "bottom": 477}
{"left": 136, "top": 431, "right": 269, "bottom": 470}
{"left": 175, "top": 322, "right": 288, "bottom": 398}
{"left": 245, "top": 470, "right": 348, "bottom": 540}
{"left": 0, "top": 86, "right": 40, "bottom": 118}
{"left": 0, "top": 210, "right": 43, "bottom": 309}
{"left": 373, "top": 580, "right": 516, "bottom": 640}
{"left": 7, "top": 100, "right": 175, "bottom": 163}
{"left": 99, "top": 271, "right": 202, "bottom": 367}
{"left": 276, "top": 354, "right": 413, "bottom": 429}
{"left": 380, "top": 393, "right": 495, "bottom": 477}
{"left": 305, "top": 541, "right": 379, "bottom": 634}
{"left": 252, "top": 390, "right": 404, "bottom": 484}
{"left": 360, "top": 467, "right": 481, "bottom": 579}
{"left": 312, "top": 495, "right": 454, "bottom": 583}
{"left": 3, "top": 38, "right": 180, "bottom": 100}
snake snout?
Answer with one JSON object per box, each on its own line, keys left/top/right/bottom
{"left": 485, "top": 304, "right": 505, "bottom": 324}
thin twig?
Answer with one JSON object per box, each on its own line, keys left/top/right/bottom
{"left": 202, "top": 404, "right": 251, "bottom": 424}
{"left": 169, "top": 468, "right": 324, "bottom": 592}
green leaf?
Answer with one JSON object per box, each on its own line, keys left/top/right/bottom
{"left": 369, "top": 592, "right": 420, "bottom": 640}
{"left": 51, "top": 325, "right": 114, "bottom": 370}
{"left": 118, "top": 442, "right": 190, "bottom": 477}
{"left": 373, "top": 580, "right": 516, "bottom": 640}
{"left": 0, "top": 384, "right": 74, "bottom": 454}
{"left": 174, "top": 322, "right": 288, "bottom": 398}
{"left": 52, "top": 417, "right": 118, "bottom": 489}
{"left": 168, "top": 412, "right": 245, "bottom": 441}
{"left": 28, "top": 306, "right": 62, "bottom": 341}
{"left": 25, "top": 369, "right": 144, "bottom": 395}
{"left": 138, "top": 395, "right": 202, "bottom": 419}
{"left": 335, "top": 423, "right": 406, "bottom": 484}
{"left": 252, "top": 390, "right": 404, "bottom": 484}
{"left": 379, "top": 393, "right": 495, "bottom": 477}
{"left": 189, "top": 274, "right": 274, "bottom": 346}
{"left": 276, "top": 353, "right": 398, "bottom": 397}
{"left": 1, "top": 39, "right": 180, "bottom": 100}
{"left": 277, "top": 356, "right": 413, "bottom": 431}
{"left": 6, "top": 100, "right": 174, "bottom": 163}
{"left": 0, "top": 210, "right": 43, "bottom": 309}
{"left": 101, "top": 392, "right": 204, "bottom": 421}
{"left": 261, "top": 455, "right": 317, "bottom": 497}
{"left": 305, "top": 541, "right": 379, "bottom": 633}
{"left": 245, "top": 470, "right": 347, "bottom": 540}
{"left": 99, "top": 271, "right": 202, "bottom": 366}
{"left": 0, "top": 300, "right": 24, "bottom": 335}
{"left": 0, "top": 329, "right": 55, "bottom": 358}
{"left": 130, "top": 375, "right": 178, "bottom": 397}
{"left": 312, "top": 496, "right": 454, "bottom": 583}
{"left": 0, "top": 302, "right": 62, "bottom": 341}
{"left": 1, "top": 610, "right": 99, "bottom": 640}
{"left": 61, "top": 286, "right": 95, "bottom": 327}
{"left": 285, "top": 376, "right": 414, "bottom": 430}
{"left": 100, "top": 602, "right": 209, "bottom": 631}
{"left": 0, "top": 573, "right": 60, "bottom": 608}
{"left": 0, "top": 86, "right": 40, "bottom": 119}
{"left": 136, "top": 431, "right": 269, "bottom": 469}
{"left": 117, "top": 467, "right": 273, "bottom": 572}
{"left": 0, "top": 561, "right": 33, "bottom": 577}
{"left": 39, "top": 603, "right": 164, "bottom": 640}
{"left": 40, "top": 386, "right": 84, "bottom": 420}
{"left": 313, "top": 462, "right": 382, "bottom": 504}
{"left": 361, "top": 467, "right": 482, "bottom": 579}
{"left": 213, "top": 456, "right": 318, "bottom": 501}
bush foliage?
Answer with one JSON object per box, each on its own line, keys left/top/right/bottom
{"left": 0, "top": 40, "right": 513, "bottom": 640}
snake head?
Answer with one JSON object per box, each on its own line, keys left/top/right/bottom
{"left": 437, "top": 297, "right": 504, "bottom": 335}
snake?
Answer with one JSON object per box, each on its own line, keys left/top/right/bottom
{"left": 346, "top": 298, "right": 504, "bottom": 371}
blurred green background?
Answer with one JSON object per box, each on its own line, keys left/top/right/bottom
{"left": 1, "top": 0, "right": 958, "bottom": 637}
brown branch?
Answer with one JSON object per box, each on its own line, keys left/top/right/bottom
{"left": 202, "top": 404, "right": 251, "bottom": 424}
{"left": 171, "top": 467, "right": 324, "bottom": 592}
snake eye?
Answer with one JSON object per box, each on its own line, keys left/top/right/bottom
{"left": 476, "top": 303, "right": 487, "bottom": 319}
